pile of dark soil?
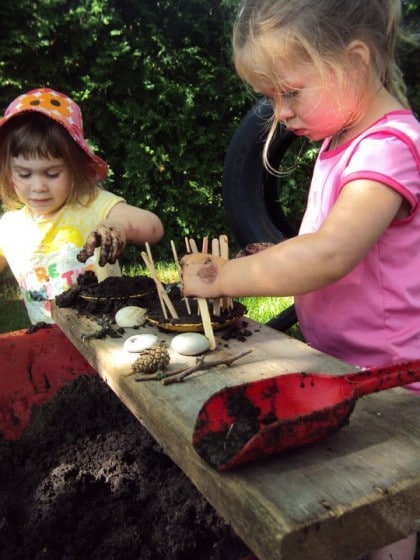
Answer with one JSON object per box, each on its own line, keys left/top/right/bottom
{"left": 0, "top": 375, "right": 251, "bottom": 560}
{"left": 55, "top": 271, "right": 157, "bottom": 316}
{"left": 55, "top": 273, "right": 248, "bottom": 332}
{"left": 146, "top": 284, "right": 247, "bottom": 329}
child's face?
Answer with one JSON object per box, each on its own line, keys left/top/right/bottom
{"left": 11, "top": 156, "right": 71, "bottom": 217}
{"left": 257, "top": 62, "right": 361, "bottom": 141}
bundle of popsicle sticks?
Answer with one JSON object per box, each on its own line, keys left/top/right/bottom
{"left": 140, "top": 236, "right": 234, "bottom": 351}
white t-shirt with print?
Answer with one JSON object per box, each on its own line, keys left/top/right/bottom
{"left": 0, "top": 190, "right": 124, "bottom": 324}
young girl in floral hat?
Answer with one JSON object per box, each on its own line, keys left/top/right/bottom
{"left": 181, "top": 1, "right": 419, "bottom": 558}
{"left": 0, "top": 88, "right": 164, "bottom": 324}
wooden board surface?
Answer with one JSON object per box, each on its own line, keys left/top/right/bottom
{"left": 52, "top": 304, "right": 420, "bottom": 560}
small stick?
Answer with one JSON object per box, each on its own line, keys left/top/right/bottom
{"left": 144, "top": 243, "right": 170, "bottom": 318}
{"left": 188, "top": 238, "right": 216, "bottom": 350}
{"left": 188, "top": 238, "right": 199, "bottom": 253}
{"left": 211, "top": 238, "right": 221, "bottom": 316}
{"left": 142, "top": 250, "right": 168, "bottom": 319}
{"left": 219, "top": 234, "right": 233, "bottom": 310}
{"left": 202, "top": 236, "right": 209, "bottom": 254}
{"left": 162, "top": 349, "right": 253, "bottom": 384}
{"left": 134, "top": 349, "right": 253, "bottom": 384}
{"left": 170, "top": 239, "right": 191, "bottom": 315}
{"left": 141, "top": 250, "right": 179, "bottom": 319}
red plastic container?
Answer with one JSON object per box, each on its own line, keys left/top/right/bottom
{"left": 0, "top": 325, "right": 96, "bottom": 440}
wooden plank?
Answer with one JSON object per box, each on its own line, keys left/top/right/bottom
{"left": 52, "top": 304, "right": 420, "bottom": 560}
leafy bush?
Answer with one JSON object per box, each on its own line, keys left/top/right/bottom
{"left": 0, "top": 0, "right": 418, "bottom": 261}
{"left": 0, "top": 0, "right": 252, "bottom": 259}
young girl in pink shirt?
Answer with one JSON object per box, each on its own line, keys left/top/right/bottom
{"left": 181, "top": 1, "right": 419, "bottom": 559}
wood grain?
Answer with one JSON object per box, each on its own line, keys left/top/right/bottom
{"left": 52, "top": 304, "right": 420, "bottom": 560}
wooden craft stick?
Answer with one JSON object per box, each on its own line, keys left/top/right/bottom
{"left": 187, "top": 238, "right": 216, "bottom": 350}
{"left": 144, "top": 245, "right": 179, "bottom": 319}
{"left": 170, "top": 240, "right": 191, "bottom": 315}
{"left": 202, "top": 236, "right": 209, "bottom": 254}
{"left": 142, "top": 252, "right": 168, "bottom": 319}
{"left": 211, "top": 238, "right": 221, "bottom": 316}
{"left": 196, "top": 299, "right": 216, "bottom": 350}
{"left": 219, "top": 234, "right": 233, "bottom": 310}
{"left": 188, "top": 238, "right": 199, "bottom": 254}
{"left": 142, "top": 249, "right": 179, "bottom": 320}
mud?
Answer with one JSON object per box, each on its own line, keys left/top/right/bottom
{"left": 0, "top": 374, "right": 251, "bottom": 560}
{"left": 55, "top": 273, "right": 247, "bottom": 332}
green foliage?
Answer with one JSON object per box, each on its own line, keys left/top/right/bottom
{"left": 0, "top": 0, "right": 251, "bottom": 260}
{"left": 0, "top": 269, "right": 31, "bottom": 332}
{"left": 0, "top": 0, "right": 418, "bottom": 265}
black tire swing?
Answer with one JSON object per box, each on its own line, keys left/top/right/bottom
{"left": 221, "top": 97, "right": 310, "bottom": 331}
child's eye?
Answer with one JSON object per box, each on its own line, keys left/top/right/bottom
{"left": 17, "top": 172, "right": 31, "bottom": 179}
{"left": 282, "top": 90, "right": 299, "bottom": 100}
{"left": 46, "top": 172, "right": 60, "bottom": 178}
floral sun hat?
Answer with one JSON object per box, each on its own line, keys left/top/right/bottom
{"left": 0, "top": 88, "right": 108, "bottom": 181}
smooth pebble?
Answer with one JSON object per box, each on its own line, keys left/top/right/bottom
{"left": 171, "top": 332, "right": 209, "bottom": 356}
{"left": 115, "top": 306, "right": 147, "bottom": 328}
{"left": 123, "top": 333, "right": 158, "bottom": 353}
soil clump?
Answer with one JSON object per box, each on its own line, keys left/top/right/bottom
{"left": 55, "top": 272, "right": 247, "bottom": 332}
{"left": 0, "top": 374, "right": 251, "bottom": 560}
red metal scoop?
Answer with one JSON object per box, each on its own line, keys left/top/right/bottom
{"left": 192, "top": 360, "right": 420, "bottom": 471}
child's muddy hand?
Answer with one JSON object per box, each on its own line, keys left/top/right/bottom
{"left": 180, "top": 254, "right": 224, "bottom": 297}
{"left": 77, "top": 224, "right": 126, "bottom": 266}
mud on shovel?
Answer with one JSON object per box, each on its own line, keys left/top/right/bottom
{"left": 192, "top": 360, "right": 420, "bottom": 471}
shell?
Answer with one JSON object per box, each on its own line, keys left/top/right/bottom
{"left": 115, "top": 306, "right": 147, "bottom": 328}
{"left": 170, "top": 332, "right": 210, "bottom": 356}
{"left": 123, "top": 333, "right": 158, "bottom": 353}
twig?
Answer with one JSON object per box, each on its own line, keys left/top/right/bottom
{"left": 134, "top": 349, "right": 253, "bottom": 384}
{"left": 163, "top": 349, "right": 253, "bottom": 384}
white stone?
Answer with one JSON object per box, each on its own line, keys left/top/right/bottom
{"left": 115, "top": 306, "right": 147, "bottom": 328}
{"left": 123, "top": 333, "right": 158, "bottom": 353}
{"left": 171, "top": 332, "right": 210, "bottom": 356}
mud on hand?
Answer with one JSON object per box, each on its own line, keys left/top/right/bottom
{"left": 180, "top": 253, "right": 226, "bottom": 298}
{"left": 77, "top": 223, "right": 126, "bottom": 267}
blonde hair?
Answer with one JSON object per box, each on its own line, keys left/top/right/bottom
{"left": 0, "top": 113, "right": 100, "bottom": 210}
{"left": 233, "top": 0, "right": 411, "bottom": 167}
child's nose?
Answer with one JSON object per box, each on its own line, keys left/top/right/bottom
{"left": 275, "top": 99, "right": 295, "bottom": 123}
{"left": 31, "top": 175, "right": 48, "bottom": 191}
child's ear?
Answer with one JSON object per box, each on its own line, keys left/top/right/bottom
{"left": 346, "top": 40, "right": 370, "bottom": 69}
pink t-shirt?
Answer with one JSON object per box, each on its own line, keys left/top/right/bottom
{"left": 295, "top": 111, "right": 420, "bottom": 393}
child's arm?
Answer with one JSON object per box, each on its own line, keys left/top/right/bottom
{"left": 181, "top": 178, "right": 405, "bottom": 299}
{"left": 77, "top": 202, "right": 164, "bottom": 267}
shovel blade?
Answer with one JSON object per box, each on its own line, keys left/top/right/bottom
{"left": 193, "top": 373, "right": 356, "bottom": 471}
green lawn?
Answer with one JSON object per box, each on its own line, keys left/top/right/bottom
{"left": 0, "top": 269, "right": 31, "bottom": 333}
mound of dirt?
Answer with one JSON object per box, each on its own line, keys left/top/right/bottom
{"left": 0, "top": 374, "right": 251, "bottom": 560}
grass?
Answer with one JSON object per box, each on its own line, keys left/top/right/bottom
{"left": 0, "top": 269, "right": 31, "bottom": 333}
{"left": 0, "top": 262, "right": 300, "bottom": 337}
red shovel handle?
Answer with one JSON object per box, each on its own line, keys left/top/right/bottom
{"left": 345, "top": 359, "right": 420, "bottom": 397}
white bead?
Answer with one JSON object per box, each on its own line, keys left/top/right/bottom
{"left": 171, "top": 333, "right": 210, "bottom": 356}
{"left": 115, "top": 306, "right": 147, "bottom": 328}
{"left": 123, "top": 333, "right": 158, "bottom": 353}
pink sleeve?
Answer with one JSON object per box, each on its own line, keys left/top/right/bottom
{"left": 341, "top": 133, "right": 419, "bottom": 211}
